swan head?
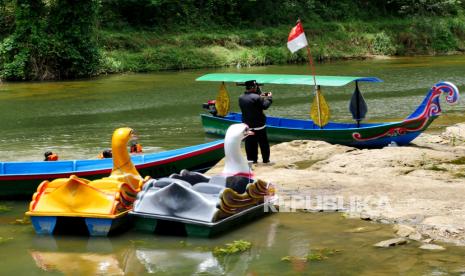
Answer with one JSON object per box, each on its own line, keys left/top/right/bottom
{"left": 112, "top": 127, "right": 136, "bottom": 149}
{"left": 225, "top": 123, "right": 253, "bottom": 145}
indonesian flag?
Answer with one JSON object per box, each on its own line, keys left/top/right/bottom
{"left": 287, "top": 21, "right": 308, "bottom": 53}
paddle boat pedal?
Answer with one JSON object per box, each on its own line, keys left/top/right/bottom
{"left": 26, "top": 128, "right": 149, "bottom": 236}
{"left": 130, "top": 124, "right": 277, "bottom": 237}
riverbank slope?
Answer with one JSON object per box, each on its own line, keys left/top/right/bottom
{"left": 100, "top": 17, "right": 465, "bottom": 74}
{"left": 2, "top": 1, "right": 465, "bottom": 80}
{"left": 208, "top": 123, "right": 465, "bottom": 245}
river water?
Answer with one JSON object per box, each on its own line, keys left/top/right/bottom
{"left": 0, "top": 56, "right": 465, "bottom": 275}
{"left": 0, "top": 56, "right": 464, "bottom": 161}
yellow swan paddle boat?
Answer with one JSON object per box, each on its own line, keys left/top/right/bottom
{"left": 26, "top": 127, "right": 150, "bottom": 236}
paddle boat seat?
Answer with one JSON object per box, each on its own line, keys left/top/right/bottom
{"left": 169, "top": 169, "right": 251, "bottom": 193}
{"left": 144, "top": 178, "right": 193, "bottom": 190}
{"left": 170, "top": 169, "right": 210, "bottom": 184}
{"left": 141, "top": 171, "right": 250, "bottom": 197}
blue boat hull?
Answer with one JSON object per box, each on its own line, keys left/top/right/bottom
{"left": 30, "top": 214, "right": 133, "bottom": 236}
{"left": 201, "top": 113, "right": 432, "bottom": 148}
{"left": 0, "top": 140, "right": 224, "bottom": 198}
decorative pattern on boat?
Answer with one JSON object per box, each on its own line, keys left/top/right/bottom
{"left": 352, "top": 81, "right": 459, "bottom": 142}
{"left": 216, "top": 179, "right": 271, "bottom": 219}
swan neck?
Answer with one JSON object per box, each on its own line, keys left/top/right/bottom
{"left": 110, "top": 128, "right": 141, "bottom": 187}
{"left": 223, "top": 137, "right": 249, "bottom": 174}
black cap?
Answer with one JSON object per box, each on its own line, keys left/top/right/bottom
{"left": 245, "top": 80, "right": 257, "bottom": 90}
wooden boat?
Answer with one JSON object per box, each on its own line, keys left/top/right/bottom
{"left": 130, "top": 124, "right": 277, "bottom": 237}
{"left": 197, "top": 73, "right": 460, "bottom": 148}
{"left": 0, "top": 139, "right": 224, "bottom": 198}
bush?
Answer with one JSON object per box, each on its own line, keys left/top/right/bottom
{"left": 0, "top": 0, "right": 100, "bottom": 81}
{"left": 372, "top": 32, "right": 396, "bottom": 55}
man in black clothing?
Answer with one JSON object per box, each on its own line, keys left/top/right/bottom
{"left": 239, "top": 80, "right": 273, "bottom": 164}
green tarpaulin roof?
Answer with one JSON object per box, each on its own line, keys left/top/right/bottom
{"left": 196, "top": 73, "right": 383, "bottom": 87}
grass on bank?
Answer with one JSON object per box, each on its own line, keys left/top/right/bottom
{"left": 98, "top": 17, "right": 465, "bottom": 74}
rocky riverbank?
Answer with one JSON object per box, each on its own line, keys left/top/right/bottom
{"left": 208, "top": 123, "right": 465, "bottom": 245}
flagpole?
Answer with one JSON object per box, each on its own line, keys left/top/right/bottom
{"left": 300, "top": 19, "right": 322, "bottom": 128}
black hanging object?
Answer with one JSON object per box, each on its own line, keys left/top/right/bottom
{"left": 349, "top": 81, "right": 368, "bottom": 128}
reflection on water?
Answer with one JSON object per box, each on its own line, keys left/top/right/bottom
{"left": 29, "top": 236, "right": 125, "bottom": 275}
{"left": 0, "top": 56, "right": 464, "bottom": 161}
{"left": 3, "top": 212, "right": 461, "bottom": 275}
{"left": 130, "top": 249, "right": 223, "bottom": 275}
{"left": 30, "top": 251, "right": 124, "bottom": 275}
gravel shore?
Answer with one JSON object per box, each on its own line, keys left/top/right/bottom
{"left": 208, "top": 123, "right": 465, "bottom": 245}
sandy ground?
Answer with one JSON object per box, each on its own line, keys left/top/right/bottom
{"left": 208, "top": 123, "right": 465, "bottom": 245}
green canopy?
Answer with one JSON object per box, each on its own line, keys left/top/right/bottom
{"left": 196, "top": 73, "right": 383, "bottom": 87}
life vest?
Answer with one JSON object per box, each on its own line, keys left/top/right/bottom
{"left": 130, "top": 144, "right": 142, "bottom": 153}
{"left": 46, "top": 153, "right": 58, "bottom": 161}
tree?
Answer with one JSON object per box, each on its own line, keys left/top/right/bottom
{"left": 0, "top": 0, "right": 100, "bottom": 80}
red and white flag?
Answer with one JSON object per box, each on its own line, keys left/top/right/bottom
{"left": 287, "top": 21, "right": 308, "bottom": 53}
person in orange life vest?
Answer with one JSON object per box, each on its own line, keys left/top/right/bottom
{"left": 44, "top": 151, "right": 59, "bottom": 161}
{"left": 130, "top": 141, "right": 143, "bottom": 154}
{"left": 98, "top": 149, "right": 112, "bottom": 159}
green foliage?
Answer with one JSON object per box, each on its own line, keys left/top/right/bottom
{"left": 449, "top": 156, "right": 465, "bottom": 165}
{"left": 394, "top": 17, "right": 460, "bottom": 54}
{"left": 98, "top": 16, "right": 465, "bottom": 73}
{"left": 372, "top": 32, "right": 396, "bottom": 55}
{"left": 213, "top": 240, "right": 252, "bottom": 256}
{"left": 2, "top": 0, "right": 465, "bottom": 79}
{"left": 99, "top": 0, "right": 423, "bottom": 30}
{"left": 388, "top": 0, "right": 462, "bottom": 16}
{"left": 0, "top": 0, "right": 45, "bottom": 80}
{"left": 0, "top": 0, "right": 15, "bottom": 39}
{"left": 46, "top": 0, "right": 100, "bottom": 79}
{"left": 281, "top": 248, "right": 342, "bottom": 263}
{"left": 0, "top": 0, "right": 100, "bottom": 80}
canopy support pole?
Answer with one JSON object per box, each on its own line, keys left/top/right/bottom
{"left": 356, "top": 81, "right": 360, "bottom": 128}
{"left": 302, "top": 20, "right": 322, "bottom": 129}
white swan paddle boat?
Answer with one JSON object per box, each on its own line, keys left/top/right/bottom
{"left": 130, "top": 124, "right": 277, "bottom": 237}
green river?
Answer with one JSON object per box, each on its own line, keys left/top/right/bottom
{"left": 0, "top": 56, "right": 465, "bottom": 275}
